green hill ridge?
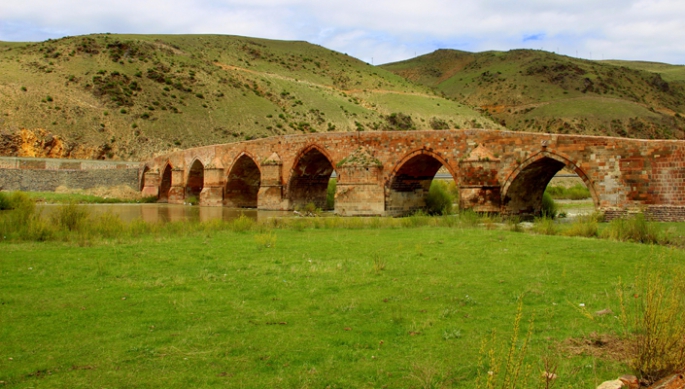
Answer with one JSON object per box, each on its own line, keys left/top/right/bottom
{"left": 381, "top": 49, "right": 685, "bottom": 139}
{"left": 0, "top": 34, "right": 496, "bottom": 161}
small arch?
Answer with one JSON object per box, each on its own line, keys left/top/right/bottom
{"left": 501, "top": 151, "right": 598, "bottom": 216}
{"left": 225, "top": 153, "right": 261, "bottom": 208}
{"left": 287, "top": 144, "right": 336, "bottom": 210}
{"left": 186, "top": 159, "right": 204, "bottom": 200}
{"left": 159, "top": 162, "right": 173, "bottom": 202}
{"left": 385, "top": 149, "right": 457, "bottom": 216}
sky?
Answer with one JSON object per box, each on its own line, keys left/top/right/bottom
{"left": 1, "top": 0, "right": 684, "bottom": 65}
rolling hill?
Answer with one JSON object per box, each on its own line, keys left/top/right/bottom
{"left": 0, "top": 34, "right": 497, "bottom": 161}
{"left": 380, "top": 49, "right": 685, "bottom": 139}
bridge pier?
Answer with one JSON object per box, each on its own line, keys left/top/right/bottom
{"left": 257, "top": 153, "right": 288, "bottom": 210}
{"left": 141, "top": 170, "right": 160, "bottom": 199}
{"left": 334, "top": 165, "right": 384, "bottom": 216}
{"left": 459, "top": 158, "right": 502, "bottom": 213}
{"left": 168, "top": 168, "right": 186, "bottom": 204}
{"left": 200, "top": 167, "right": 224, "bottom": 206}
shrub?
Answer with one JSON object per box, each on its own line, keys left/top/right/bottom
{"left": 383, "top": 112, "right": 415, "bottom": 131}
{"left": 297, "top": 202, "right": 321, "bottom": 217}
{"left": 540, "top": 192, "right": 557, "bottom": 218}
{"left": 51, "top": 202, "right": 90, "bottom": 231}
{"left": 458, "top": 209, "right": 482, "bottom": 227}
{"left": 602, "top": 213, "right": 661, "bottom": 244}
{"left": 563, "top": 213, "right": 599, "bottom": 237}
{"left": 425, "top": 180, "right": 454, "bottom": 215}
{"left": 618, "top": 269, "right": 685, "bottom": 384}
{"left": 231, "top": 214, "right": 254, "bottom": 232}
{"left": 326, "top": 178, "right": 336, "bottom": 210}
{"left": 429, "top": 117, "right": 449, "bottom": 130}
{"left": 254, "top": 232, "right": 277, "bottom": 249}
{"left": 532, "top": 217, "right": 558, "bottom": 235}
{"left": 0, "top": 192, "right": 11, "bottom": 210}
{"left": 476, "top": 299, "right": 534, "bottom": 389}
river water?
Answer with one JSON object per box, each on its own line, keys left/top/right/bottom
{"left": 38, "top": 204, "right": 294, "bottom": 224}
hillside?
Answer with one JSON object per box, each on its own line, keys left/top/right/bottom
{"left": 0, "top": 35, "right": 497, "bottom": 161}
{"left": 381, "top": 49, "right": 685, "bottom": 139}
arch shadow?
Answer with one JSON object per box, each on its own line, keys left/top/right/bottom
{"left": 385, "top": 148, "right": 457, "bottom": 215}
{"left": 501, "top": 151, "right": 598, "bottom": 216}
{"left": 186, "top": 159, "right": 204, "bottom": 200}
{"left": 225, "top": 152, "right": 261, "bottom": 208}
{"left": 287, "top": 144, "right": 337, "bottom": 210}
{"left": 158, "top": 162, "right": 173, "bottom": 202}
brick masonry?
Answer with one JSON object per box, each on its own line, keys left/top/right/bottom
{"left": 137, "top": 128, "right": 685, "bottom": 220}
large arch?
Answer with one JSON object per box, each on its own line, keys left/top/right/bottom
{"left": 287, "top": 145, "right": 336, "bottom": 210}
{"left": 158, "top": 162, "right": 173, "bottom": 202}
{"left": 501, "top": 151, "right": 598, "bottom": 216}
{"left": 385, "top": 149, "right": 457, "bottom": 215}
{"left": 186, "top": 159, "right": 204, "bottom": 200}
{"left": 225, "top": 153, "right": 261, "bottom": 208}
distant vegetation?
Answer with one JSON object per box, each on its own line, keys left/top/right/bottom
{"left": 0, "top": 34, "right": 497, "bottom": 161}
{"left": 381, "top": 49, "right": 685, "bottom": 139}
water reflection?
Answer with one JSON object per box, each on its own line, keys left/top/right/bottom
{"left": 39, "top": 204, "right": 294, "bottom": 224}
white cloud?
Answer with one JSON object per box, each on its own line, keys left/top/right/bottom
{"left": 0, "top": 0, "right": 684, "bottom": 64}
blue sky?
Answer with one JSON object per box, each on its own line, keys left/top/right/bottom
{"left": 1, "top": 0, "right": 684, "bottom": 65}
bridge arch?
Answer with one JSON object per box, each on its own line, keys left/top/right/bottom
{"left": 287, "top": 144, "right": 336, "bottom": 210}
{"left": 385, "top": 149, "right": 457, "bottom": 215}
{"left": 225, "top": 152, "right": 261, "bottom": 208}
{"left": 501, "top": 151, "right": 598, "bottom": 216}
{"left": 186, "top": 159, "right": 204, "bottom": 201}
{"left": 159, "top": 162, "right": 173, "bottom": 202}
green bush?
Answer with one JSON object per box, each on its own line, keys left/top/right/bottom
{"left": 425, "top": 180, "right": 454, "bottom": 215}
{"left": 563, "top": 213, "right": 599, "bottom": 237}
{"left": 618, "top": 269, "right": 685, "bottom": 384}
{"left": 326, "top": 178, "right": 336, "bottom": 210}
{"left": 601, "top": 213, "right": 661, "bottom": 244}
{"left": 231, "top": 214, "right": 255, "bottom": 232}
{"left": 51, "top": 202, "right": 90, "bottom": 231}
{"left": 540, "top": 192, "right": 558, "bottom": 218}
{"left": 0, "top": 192, "right": 11, "bottom": 210}
{"left": 532, "top": 217, "right": 558, "bottom": 235}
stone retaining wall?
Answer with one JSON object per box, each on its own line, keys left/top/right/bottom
{"left": 0, "top": 157, "right": 142, "bottom": 192}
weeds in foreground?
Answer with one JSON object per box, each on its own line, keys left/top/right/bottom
{"left": 563, "top": 213, "right": 600, "bottom": 238}
{"left": 372, "top": 252, "right": 386, "bottom": 274}
{"left": 532, "top": 217, "right": 558, "bottom": 236}
{"left": 51, "top": 201, "right": 90, "bottom": 231}
{"left": 618, "top": 267, "right": 685, "bottom": 384}
{"left": 231, "top": 214, "right": 254, "bottom": 232}
{"left": 602, "top": 214, "right": 661, "bottom": 244}
{"left": 254, "top": 232, "right": 277, "bottom": 249}
{"left": 476, "top": 299, "right": 534, "bottom": 389}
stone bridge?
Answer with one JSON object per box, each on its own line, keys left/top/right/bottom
{"left": 140, "top": 129, "right": 685, "bottom": 220}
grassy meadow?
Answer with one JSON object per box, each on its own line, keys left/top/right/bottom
{"left": 2, "top": 197, "right": 685, "bottom": 388}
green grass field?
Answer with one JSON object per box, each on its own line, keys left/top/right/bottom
{"left": 2, "top": 211, "right": 685, "bottom": 388}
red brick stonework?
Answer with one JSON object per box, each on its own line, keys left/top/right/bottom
{"left": 141, "top": 129, "right": 685, "bottom": 220}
